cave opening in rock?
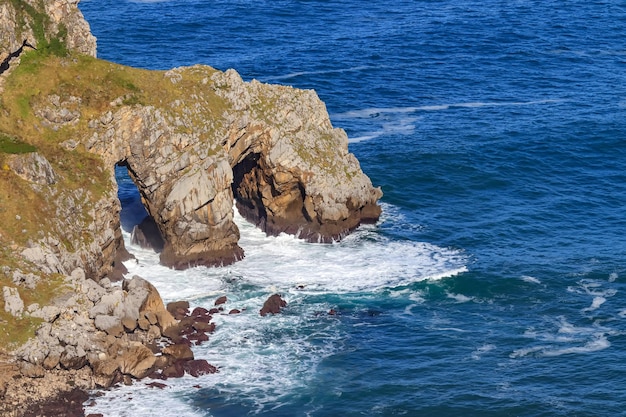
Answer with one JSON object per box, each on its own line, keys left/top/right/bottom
{"left": 115, "top": 161, "right": 164, "bottom": 252}
{"left": 231, "top": 152, "right": 268, "bottom": 230}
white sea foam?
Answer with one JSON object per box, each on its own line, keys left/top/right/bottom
{"left": 512, "top": 317, "right": 615, "bottom": 359}
{"left": 521, "top": 275, "right": 541, "bottom": 284}
{"left": 446, "top": 292, "right": 473, "bottom": 303}
{"left": 332, "top": 99, "right": 564, "bottom": 120}
{"left": 261, "top": 65, "right": 375, "bottom": 82}
{"left": 91, "top": 205, "right": 466, "bottom": 416}
{"left": 471, "top": 344, "right": 496, "bottom": 360}
{"left": 583, "top": 296, "right": 607, "bottom": 312}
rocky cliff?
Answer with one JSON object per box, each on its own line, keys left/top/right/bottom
{"left": 0, "top": 0, "right": 381, "bottom": 413}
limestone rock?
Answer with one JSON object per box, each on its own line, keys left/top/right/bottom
{"left": 3, "top": 286, "right": 24, "bottom": 316}
{"left": 94, "top": 315, "right": 123, "bottom": 337}
{"left": 162, "top": 344, "right": 194, "bottom": 361}
{"left": 131, "top": 215, "right": 164, "bottom": 252}
{"left": 118, "top": 343, "right": 157, "bottom": 379}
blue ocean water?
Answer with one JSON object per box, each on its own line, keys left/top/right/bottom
{"left": 79, "top": 1, "right": 626, "bottom": 416}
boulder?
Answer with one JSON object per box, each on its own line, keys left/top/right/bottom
{"left": 3, "top": 286, "right": 24, "bottom": 316}
{"left": 131, "top": 216, "right": 165, "bottom": 252}
{"left": 94, "top": 315, "right": 123, "bottom": 337}
{"left": 260, "top": 294, "right": 287, "bottom": 317}
{"left": 162, "top": 344, "right": 194, "bottom": 362}
{"left": 118, "top": 344, "right": 157, "bottom": 379}
{"left": 6, "top": 152, "right": 58, "bottom": 185}
{"left": 183, "top": 360, "right": 218, "bottom": 377}
{"left": 166, "top": 300, "right": 190, "bottom": 320}
{"left": 214, "top": 296, "right": 227, "bottom": 306}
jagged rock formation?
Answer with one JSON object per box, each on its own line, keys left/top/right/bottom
{"left": 85, "top": 67, "right": 381, "bottom": 268}
{"left": 0, "top": 0, "right": 96, "bottom": 58}
{"left": 0, "top": 0, "right": 382, "bottom": 413}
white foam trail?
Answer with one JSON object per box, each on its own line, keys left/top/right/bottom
{"left": 446, "top": 292, "right": 473, "bottom": 303}
{"left": 608, "top": 272, "right": 618, "bottom": 282}
{"left": 512, "top": 317, "right": 616, "bottom": 359}
{"left": 332, "top": 99, "right": 565, "bottom": 120}
{"left": 540, "top": 336, "right": 611, "bottom": 357}
{"left": 471, "top": 344, "right": 496, "bottom": 360}
{"left": 583, "top": 296, "right": 606, "bottom": 312}
{"left": 521, "top": 275, "right": 541, "bottom": 284}
{"left": 261, "top": 65, "right": 375, "bottom": 82}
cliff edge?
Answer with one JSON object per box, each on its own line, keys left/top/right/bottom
{"left": 0, "top": 0, "right": 381, "bottom": 414}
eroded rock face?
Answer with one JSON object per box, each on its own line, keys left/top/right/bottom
{"left": 84, "top": 67, "right": 381, "bottom": 268}
{"left": 0, "top": 0, "right": 96, "bottom": 58}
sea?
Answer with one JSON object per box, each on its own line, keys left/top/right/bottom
{"left": 77, "top": 1, "right": 626, "bottom": 416}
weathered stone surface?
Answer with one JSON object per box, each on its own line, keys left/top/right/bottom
{"left": 260, "top": 294, "right": 287, "bottom": 317}
{"left": 94, "top": 315, "right": 123, "bottom": 337}
{"left": 3, "top": 286, "right": 24, "bottom": 316}
{"left": 166, "top": 300, "right": 190, "bottom": 320}
{"left": 183, "top": 359, "right": 218, "bottom": 377}
{"left": 162, "top": 344, "right": 194, "bottom": 361}
{"left": 6, "top": 152, "right": 58, "bottom": 185}
{"left": 131, "top": 215, "right": 164, "bottom": 252}
{"left": 118, "top": 344, "right": 157, "bottom": 379}
{"left": 214, "top": 296, "right": 227, "bottom": 306}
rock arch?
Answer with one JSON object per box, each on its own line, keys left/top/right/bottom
{"left": 85, "top": 67, "right": 381, "bottom": 270}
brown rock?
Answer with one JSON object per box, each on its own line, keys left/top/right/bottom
{"left": 188, "top": 332, "right": 209, "bottom": 344}
{"left": 144, "top": 311, "right": 158, "bottom": 325}
{"left": 260, "top": 294, "right": 287, "bottom": 317}
{"left": 122, "top": 317, "right": 138, "bottom": 332}
{"left": 137, "top": 316, "right": 151, "bottom": 331}
{"left": 228, "top": 309, "right": 241, "bottom": 315}
{"left": 162, "top": 344, "right": 194, "bottom": 361}
{"left": 162, "top": 361, "right": 185, "bottom": 378}
{"left": 166, "top": 300, "right": 190, "bottom": 320}
{"left": 118, "top": 344, "right": 157, "bottom": 379}
{"left": 183, "top": 360, "right": 218, "bottom": 377}
{"left": 214, "top": 296, "right": 228, "bottom": 306}
{"left": 191, "top": 306, "right": 210, "bottom": 317}
{"left": 192, "top": 321, "right": 213, "bottom": 332}
{"left": 146, "top": 382, "right": 168, "bottom": 389}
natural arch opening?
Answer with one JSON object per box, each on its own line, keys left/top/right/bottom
{"left": 115, "top": 162, "right": 164, "bottom": 252}
{"left": 231, "top": 152, "right": 314, "bottom": 239}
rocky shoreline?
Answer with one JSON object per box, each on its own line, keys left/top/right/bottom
{"left": 0, "top": 0, "right": 378, "bottom": 415}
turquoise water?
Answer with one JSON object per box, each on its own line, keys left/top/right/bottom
{"left": 80, "top": 1, "right": 626, "bottom": 416}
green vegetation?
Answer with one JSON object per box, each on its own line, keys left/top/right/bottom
{"left": 0, "top": 133, "right": 36, "bottom": 154}
{"left": 0, "top": 272, "right": 70, "bottom": 351}
{"left": 0, "top": 0, "right": 237, "bottom": 353}
{"left": 8, "top": 0, "right": 68, "bottom": 57}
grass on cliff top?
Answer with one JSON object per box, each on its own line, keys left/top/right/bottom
{"left": 0, "top": 272, "right": 70, "bottom": 352}
{"left": 0, "top": 50, "right": 230, "bottom": 352}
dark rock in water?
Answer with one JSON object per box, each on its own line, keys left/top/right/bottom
{"left": 260, "top": 294, "right": 287, "bottom": 317}
{"left": 188, "top": 331, "right": 210, "bottom": 344}
{"left": 191, "top": 306, "right": 210, "bottom": 317}
{"left": 214, "top": 296, "right": 228, "bottom": 306}
{"left": 131, "top": 215, "right": 165, "bottom": 252}
{"left": 192, "top": 321, "right": 213, "bottom": 332}
{"left": 228, "top": 309, "right": 241, "bottom": 315}
{"left": 146, "top": 382, "right": 168, "bottom": 389}
{"left": 162, "top": 361, "right": 185, "bottom": 379}
{"left": 184, "top": 360, "right": 218, "bottom": 377}
{"left": 22, "top": 388, "right": 89, "bottom": 417}
{"left": 166, "top": 300, "right": 190, "bottom": 320}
